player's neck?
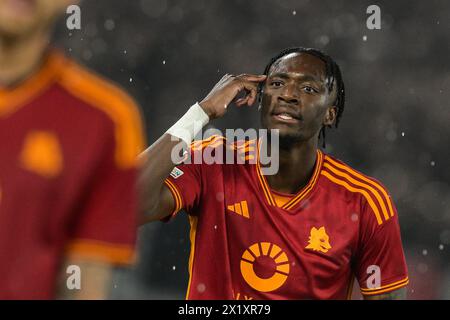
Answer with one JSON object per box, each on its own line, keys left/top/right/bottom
{"left": 265, "top": 138, "right": 318, "bottom": 195}
{"left": 0, "top": 30, "right": 50, "bottom": 88}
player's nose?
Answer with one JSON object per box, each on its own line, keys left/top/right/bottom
{"left": 278, "top": 83, "right": 300, "bottom": 105}
{"left": 278, "top": 94, "right": 299, "bottom": 105}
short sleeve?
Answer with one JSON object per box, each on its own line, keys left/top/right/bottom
{"left": 163, "top": 156, "right": 202, "bottom": 220}
{"left": 65, "top": 102, "right": 145, "bottom": 266}
{"left": 162, "top": 135, "right": 227, "bottom": 221}
{"left": 354, "top": 197, "right": 409, "bottom": 297}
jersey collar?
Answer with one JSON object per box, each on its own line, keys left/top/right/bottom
{"left": 0, "top": 49, "right": 66, "bottom": 117}
{"left": 255, "top": 139, "right": 324, "bottom": 211}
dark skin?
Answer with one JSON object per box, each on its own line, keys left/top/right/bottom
{"left": 138, "top": 52, "right": 406, "bottom": 300}
{"left": 259, "top": 52, "right": 337, "bottom": 194}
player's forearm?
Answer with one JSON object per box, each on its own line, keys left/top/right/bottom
{"left": 138, "top": 133, "right": 184, "bottom": 217}
{"left": 138, "top": 75, "right": 265, "bottom": 220}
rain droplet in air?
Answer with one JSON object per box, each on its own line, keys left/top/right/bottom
{"left": 362, "top": 35, "right": 367, "bottom": 41}
{"left": 197, "top": 283, "right": 206, "bottom": 293}
{"left": 216, "top": 192, "right": 224, "bottom": 201}
{"left": 417, "top": 263, "right": 428, "bottom": 273}
{"left": 104, "top": 19, "right": 115, "bottom": 31}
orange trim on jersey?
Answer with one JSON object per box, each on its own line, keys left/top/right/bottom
{"left": 190, "top": 135, "right": 225, "bottom": 150}
{"left": 360, "top": 277, "right": 409, "bottom": 296}
{"left": 272, "top": 192, "right": 293, "bottom": 207}
{"left": 190, "top": 140, "right": 203, "bottom": 149}
{"left": 238, "top": 147, "right": 255, "bottom": 153}
{"left": 58, "top": 61, "right": 145, "bottom": 169}
{"left": 256, "top": 166, "right": 276, "bottom": 206}
{"left": 255, "top": 140, "right": 323, "bottom": 210}
{"left": 233, "top": 139, "right": 255, "bottom": 150}
{"left": 255, "top": 140, "right": 277, "bottom": 206}
{"left": 0, "top": 50, "right": 66, "bottom": 117}
{"left": 186, "top": 216, "right": 198, "bottom": 300}
{"left": 235, "top": 140, "right": 257, "bottom": 163}
{"left": 321, "top": 170, "right": 384, "bottom": 225}
{"left": 323, "top": 161, "right": 392, "bottom": 222}
{"left": 65, "top": 239, "right": 135, "bottom": 265}
{"left": 164, "top": 179, "right": 183, "bottom": 216}
{"left": 190, "top": 135, "right": 220, "bottom": 149}
{"left": 325, "top": 156, "right": 395, "bottom": 218}
{"left": 282, "top": 150, "right": 323, "bottom": 210}
{"left": 207, "top": 140, "right": 225, "bottom": 149}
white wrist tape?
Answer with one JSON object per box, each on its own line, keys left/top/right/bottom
{"left": 166, "top": 102, "right": 210, "bottom": 145}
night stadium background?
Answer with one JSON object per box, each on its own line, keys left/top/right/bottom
{"left": 53, "top": 0, "right": 449, "bottom": 299}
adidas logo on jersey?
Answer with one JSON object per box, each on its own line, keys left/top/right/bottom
{"left": 227, "top": 200, "right": 250, "bottom": 218}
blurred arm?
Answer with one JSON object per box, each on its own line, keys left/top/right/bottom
{"left": 56, "top": 258, "right": 113, "bottom": 300}
{"left": 364, "top": 287, "right": 406, "bottom": 300}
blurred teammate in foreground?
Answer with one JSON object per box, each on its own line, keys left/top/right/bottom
{"left": 0, "top": 0, "right": 144, "bottom": 299}
{"left": 139, "top": 47, "right": 408, "bottom": 299}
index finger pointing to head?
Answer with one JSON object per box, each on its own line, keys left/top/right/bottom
{"left": 240, "top": 81, "right": 260, "bottom": 97}
{"left": 239, "top": 74, "right": 267, "bottom": 82}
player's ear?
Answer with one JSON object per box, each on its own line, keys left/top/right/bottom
{"left": 323, "top": 105, "right": 337, "bottom": 127}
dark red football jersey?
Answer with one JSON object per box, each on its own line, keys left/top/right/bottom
{"left": 164, "top": 136, "right": 408, "bottom": 299}
{"left": 0, "top": 50, "right": 145, "bottom": 299}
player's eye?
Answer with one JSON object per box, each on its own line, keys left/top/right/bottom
{"left": 270, "top": 81, "right": 284, "bottom": 87}
{"left": 302, "top": 86, "right": 318, "bottom": 94}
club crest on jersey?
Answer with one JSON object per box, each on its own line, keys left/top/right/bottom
{"left": 19, "top": 131, "right": 63, "bottom": 178}
{"left": 170, "top": 167, "right": 184, "bottom": 179}
{"left": 305, "top": 226, "right": 331, "bottom": 253}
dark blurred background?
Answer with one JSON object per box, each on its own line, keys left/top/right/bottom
{"left": 53, "top": 0, "right": 449, "bottom": 299}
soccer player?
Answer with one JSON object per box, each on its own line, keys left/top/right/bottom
{"left": 0, "top": 0, "right": 145, "bottom": 298}
{"left": 139, "top": 47, "right": 408, "bottom": 300}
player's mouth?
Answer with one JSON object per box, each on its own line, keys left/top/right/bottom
{"left": 271, "top": 109, "right": 301, "bottom": 124}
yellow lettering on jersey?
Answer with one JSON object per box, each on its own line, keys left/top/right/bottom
{"left": 234, "top": 292, "right": 254, "bottom": 300}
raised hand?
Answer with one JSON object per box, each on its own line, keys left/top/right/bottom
{"left": 199, "top": 74, "right": 266, "bottom": 119}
